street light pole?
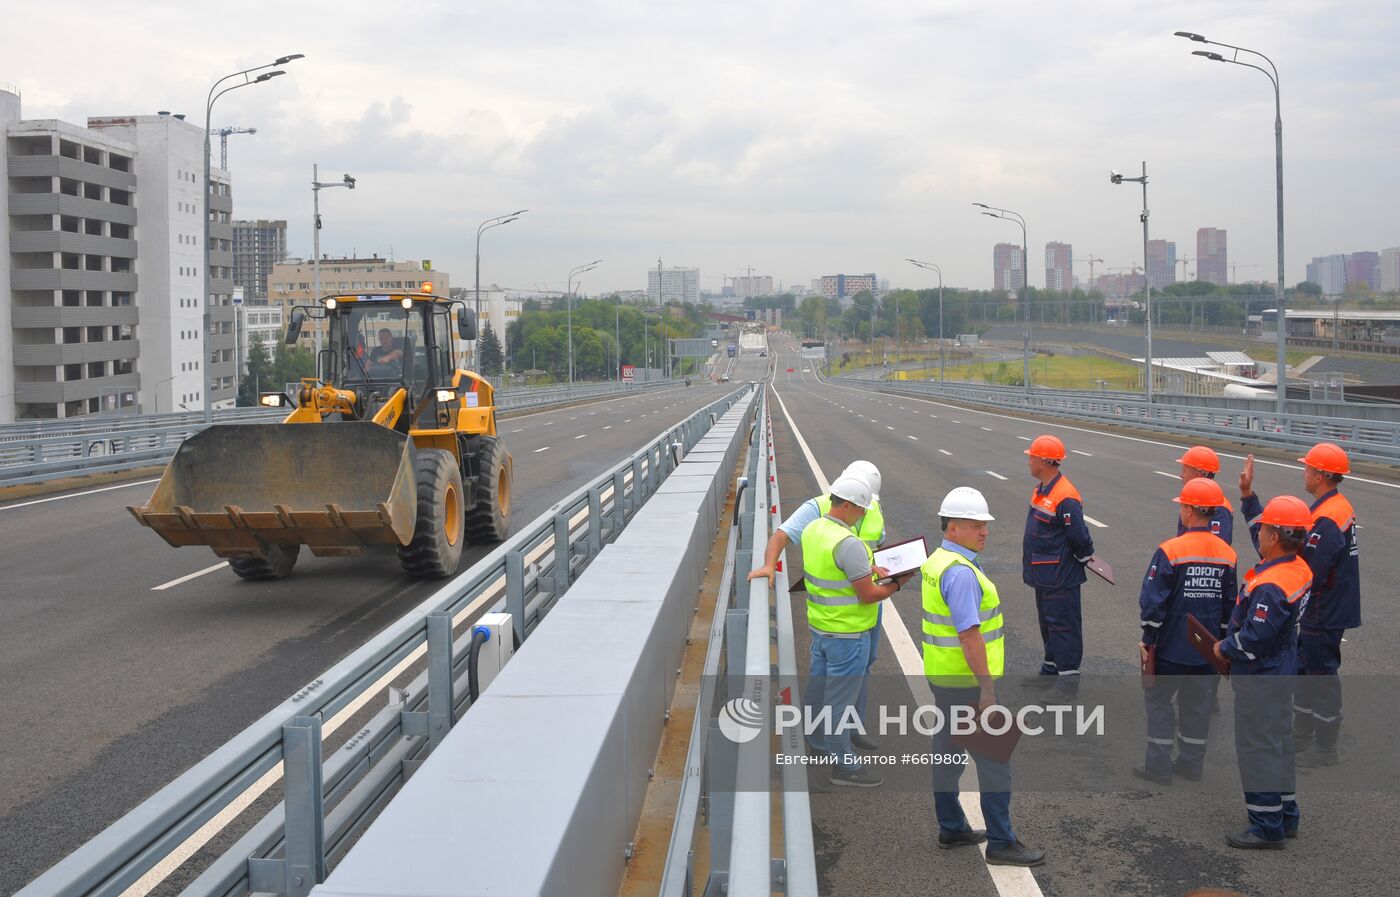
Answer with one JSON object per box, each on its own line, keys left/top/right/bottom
{"left": 202, "top": 54, "right": 301, "bottom": 422}
{"left": 311, "top": 165, "right": 355, "bottom": 361}
{"left": 475, "top": 210, "right": 527, "bottom": 372}
{"left": 1178, "top": 30, "right": 1288, "bottom": 415}
{"left": 566, "top": 259, "right": 602, "bottom": 386}
{"left": 1111, "top": 163, "right": 1154, "bottom": 403}
{"left": 906, "top": 259, "right": 945, "bottom": 385}
{"left": 974, "top": 203, "right": 1030, "bottom": 397}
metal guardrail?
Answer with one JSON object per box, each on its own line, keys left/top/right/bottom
{"left": 828, "top": 374, "right": 1400, "bottom": 466}
{"left": 14, "top": 386, "right": 748, "bottom": 897}
{"left": 659, "top": 388, "right": 818, "bottom": 896}
{"left": 0, "top": 379, "right": 686, "bottom": 488}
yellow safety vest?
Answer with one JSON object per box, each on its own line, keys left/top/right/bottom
{"left": 817, "top": 495, "right": 884, "bottom": 548}
{"left": 921, "top": 547, "right": 1005, "bottom": 686}
{"left": 802, "top": 516, "right": 878, "bottom": 634}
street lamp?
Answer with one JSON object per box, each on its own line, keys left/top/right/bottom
{"left": 311, "top": 166, "right": 355, "bottom": 359}
{"left": 974, "top": 203, "right": 1031, "bottom": 397}
{"left": 907, "top": 259, "right": 945, "bottom": 385}
{"left": 202, "top": 54, "right": 302, "bottom": 422}
{"left": 475, "top": 210, "right": 527, "bottom": 371}
{"left": 1177, "top": 29, "right": 1288, "bottom": 415}
{"left": 566, "top": 259, "right": 602, "bottom": 386}
{"left": 1110, "top": 164, "right": 1154, "bottom": 403}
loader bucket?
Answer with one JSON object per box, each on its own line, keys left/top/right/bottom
{"left": 128, "top": 422, "right": 418, "bottom": 559}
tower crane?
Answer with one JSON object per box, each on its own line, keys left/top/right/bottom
{"left": 1229, "top": 263, "right": 1263, "bottom": 283}
{"left": 208, "top": 126, "right": 258, "bottom": 169}
{"left": 1077, "top": 254, "right": 1104, "bottom": 293}
{"left": 1176, "top": 255, "right": 1193, "bottom": 282}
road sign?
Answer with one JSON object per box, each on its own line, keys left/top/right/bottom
{"left": 621, "top": 364, "right": 635, "bottom": 382}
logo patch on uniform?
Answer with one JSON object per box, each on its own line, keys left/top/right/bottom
{"left": 1307, "top": 531, "right": 1322, "bottom": 548}
{"left": 1210, "top": 520, "right": 1221, "bottom": 534}
{"left": 1253, "top": 603, "right": 1269, "bottom": 622}
{"left": 1148, "top": 564, "right": 1158, "bottom": 581}
{"left": 1063, "top": 512, "right": 1072, "bottom": 526}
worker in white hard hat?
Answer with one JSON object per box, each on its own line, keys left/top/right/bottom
{"left": 921, "top": 487, "right": 1044, "bottom": 866}
{"left": 799, "top": 475, "right": 909, "bottom": 788}
{"left": 749, "top": 460, "right": 887, "bottom": 749}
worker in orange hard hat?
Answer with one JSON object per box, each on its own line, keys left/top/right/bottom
{"left": 1175, "top": 445, "right": 1234, "bottom": 545}
{"left": 1022, "top": 434, "right": 1093, "bottom": 693}
{"left": 1214, "top": 495, "right": 1314, "bottom": 848}
{"left": 1239, "top": 442, "right": 1359, "bottom": 768}
{"left": 1135, "top": 478, "right": 1238, "bottom": 785}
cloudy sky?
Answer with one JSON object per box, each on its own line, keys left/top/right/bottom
{"left": 7, "top": 1, "right": 1398, "bottom": 294}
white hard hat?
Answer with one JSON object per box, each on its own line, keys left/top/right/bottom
{"left": 938, "top": 486, "right": 995, "bottom": 521}
{"left": 841, "top": 460, "right": 882, "bottom": 500}
{"left": 829, "top": 476, "right": 873, "bottom": 510}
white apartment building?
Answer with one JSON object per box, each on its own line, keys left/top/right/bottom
{"left": 647, "top": 266, "right": 699, "bottom": 303}
{"left": 1379, "top": 248, "right": 1400, "bottom": 293}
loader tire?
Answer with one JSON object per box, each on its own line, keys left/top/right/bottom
{"left": 228, "top": 544, "right": 300, "bottom": 581}
{"left": 398, "top": 449, "right": 465, "bottom": 579}
{"left": 463, "top": 436, "right": 511, "bottom": 544}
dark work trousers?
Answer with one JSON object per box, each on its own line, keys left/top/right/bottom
{"left": 1294, "top": 628, "right": 1344, "bottom": 748}
{"left": 1233, "top": 674, "right": 1300, "bottom": 842}
{"left": 930, "top": 686, "right": 1016, "bottom": 850}
{"left": 1142, "top": 660, "right": 1215, "bottom": 777}
{"left": 1035, "top": 586, "right": 1082, "bottom": 691}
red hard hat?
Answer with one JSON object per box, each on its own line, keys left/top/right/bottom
{"left": 1174, "top": 477, "right": 1227, "bottom": 508}
{"left": 1024, "top": 434, "right": 1067, "bottom": 461}
{"left": 1298, "top": 442, "right": 1350, "bottom": 475}
{"left": 1259, "top": 495, "right": 1313, "bottom": 529}
{"left": 1176, "top": 445, "right": 1221, "bottom": 474}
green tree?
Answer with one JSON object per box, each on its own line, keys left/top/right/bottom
{"left": 478, "top": 322, "right": 504, "bottom": 376}
{"left": 238, "top": 334, "right": 273, "bottom": 405}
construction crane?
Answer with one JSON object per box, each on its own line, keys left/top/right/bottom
{"left": 1077, "top": 254, "right": 1104, "bottom": 293}
{"left": 1176, "top": 255, "right": 1193, "bottom": 282}
{"left": 1229, "top": 263, "right": 1263, "bottom": 283}
{"left": 208, "top": 126, "right": 257, "bottom": 169}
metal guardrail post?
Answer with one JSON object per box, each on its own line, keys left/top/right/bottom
{"left": 633, "top": 456, "right": 647, "bottom": 503}
{"left": 426, "top": 612, "right": 454, "bottom": 745}
{"left": 612, "top": 468, "right": 629, "bottom": 533}
{"left": 586, "top": 486, "right": 603, "bottom": 557}
{"left": 553, "top": 513, "right": 572, "bottom": 594}
{"left": 506, "top": 551, "right": 527, "bottom": 646}
{"left": 281, "top": 716, "right": 325, "bottom": 897}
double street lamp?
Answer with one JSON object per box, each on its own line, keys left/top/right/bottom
{"left": 566, "top": 259, "right": 602, "bottom": 386}
{"left": 1177, "top": 29, "right": 1288, "bottom": 415}
{"left": 475, "top": 210, "right": 527, "bottom": 370}
{"left": 906, "top": 259, "right": 945, "bottom": 384}
{"left": 974, "top": 203, "right": 1031, "bottom": 397}
{"left": 1110, "top": 164, "right": 1154, "bottom": 403}
{"left": 202, "top": 53, "right": 302, "bottom": 421}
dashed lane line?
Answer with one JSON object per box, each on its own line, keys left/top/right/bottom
{"left": 1017, "top": 436, "right": 1032, "bottom": 441}
{"left": 1153, "top": 470, "right": 1178, "bottom": 480}
{"left": 938, "top": 449, "right": 953, "bottom": 456}
{"left": 906, "top": 435, "right": 919, "bottom": 441}
{"left": 152, "top": 562, "right": 228, "bottom": 591}
{"left": 574, "top": 434, "right": 587, "bottom": 440}
{"left": 986, "top": 471, "right": 1008, "bottom": 480}
{"left": 534, "top": 446, "right": 551, "bottom": 453}
{"left": 1082, "top": 514, "right": 1108, "bottom": 528}
{"left": 1073, "top": 450, "right": 1093, "bottom": 457}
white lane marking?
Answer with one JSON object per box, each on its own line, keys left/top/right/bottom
{"left": 771, "top": 380, "right": 1045, "bottom": 897}
{"left": 981, "top": 426, "right": 993, "bottom": 432}
{"left": 152, "top": 562, "right": 228, "bottom": 591}
{"left": 534, "top": 446, "right": 551, "bottom": 453}
{"left": 569, "top": 416, "right": 578, "bottom": 420}
{"left": 1073, "top": 450, "right": 1093, "bottom": 457}
{"left": 886, "top": 425, "right": 895, "bottom": 431}
{"left": 929, "top": 414, "right": 938, "bottom": 418}
{"left": 1153, "top": 470, "right": 1179, "bottom": 480}
{"left": 603, "top": 425, "right": 613, "bottom": 430}
{"left": 508, "top": 429, "right": 523, "bottom": 434}
{"left": 1083, "top": 514, "right": 1109, "bottom": 528}
{"left": 1017, "top": 436, "right": 1032, "bottom": 441}
{"left": 545, "top": 421, "right": 554, "bottom": 426}
{"left": 906, "top": 435, "right": 919, "bottom": 441}
{"left": 0, "top": 477, "right": 160, "bottom": 511}
{"left": 938, "top": 449, "right": 953, "bottom": 456}
{"left": 574, "top": 434, "right": 586, "bottom": 440}
{"left": 625, "top": 419, "right": 632, "bottom": 423}
{"left": 986, "top": 471, "right": 1008, "bottom": 480}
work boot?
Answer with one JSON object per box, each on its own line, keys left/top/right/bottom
{"left": 1226, "top": 829, "right": 1285, "bottom": 850}
{"left": 1022, "top": 673, "right": 1058, "bottom": 689}
{"left": 829, "top": 766, "right": 884, "bottom": 789}
{"left": 1295, "top": 745, "right": 1339, "bottom": 768}
{"left": 1172, "top": 760, "right": 1203, "bottom": 782}
{"left": 850, "top": 731, "right": 881, "bottom": 752}
{"left": 1292, "top": 726, "right": 1315, "bottom": 754}
{"left": 1132, "top": 764, "right": 1173, "bottom": 786}
{"left": 938, "top": 828, "right": 988, "bottom": 850}
{"left": 986, "top": 839, "right": 1046, "bottom": 867}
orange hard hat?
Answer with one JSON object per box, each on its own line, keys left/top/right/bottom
{"left": 1258, "top": 495, "right": 1313, "bottom": 529}
{"left": 1024, "top": 434, "right": 1067, "bottom": 461}
{"left": 1177, "top": 445, "right": 1221, "bottom": 474}
{"left": 1298, "top": 442, "right": 1350, "bottom": 475}
{"left": 1174, "top": 477, "right": 1227, "bottom": 508}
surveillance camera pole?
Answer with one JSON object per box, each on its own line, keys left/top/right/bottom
{"left": 1111, "top": 162, "right": 1153, "bottom": 403}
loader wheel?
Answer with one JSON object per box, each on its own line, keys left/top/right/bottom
{"left": 228, "top": 544, "right": 300, "bottom": 581}
{"left": 398, "top": 449, "right": 466, "bottom": 579}
{"left": 463, "top": 436, "right": 512, "bottom": 544}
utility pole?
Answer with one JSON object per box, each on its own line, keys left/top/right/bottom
{"left": 311, "top": 164, "right": 355, "bottom": 358}
{"left": 1111, "top": 164, "right": 1153, "bottom": 403}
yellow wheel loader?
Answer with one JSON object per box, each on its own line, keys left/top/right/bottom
{"left": 128, "top": 289, "right": 513, "bottom": 580}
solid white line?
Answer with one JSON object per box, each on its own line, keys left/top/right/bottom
{"left": 1082, "top": 514, "right": 1108, "bottom": 529}
{"left": 0, "top": 477, "right": 160, "bottom": 511}
{"left": 986, "top": 471, "right": 1008, "bottom": 480}
{"left": 938, "top": 449, "right": 953, "bottom": 456}
{"left": 1073, "top": 450, "right": 1093, "bottom": 457}
{"left": 152, "top": 562, "right": 228, "bottom": 591}
{"left": 907, "top": 435, "right": 919, "bottom": 441}
{"left": 534, "top": 446, "right": 550, "bottom": 453}
{"left": 1153, "top": 470, "right": 1178, "bottom": 480}
{"left": 574, "top": 434, "right": 586, "bottom": 439}
{"left": 771, "top": 380, "right": 1044, "bottom": 897}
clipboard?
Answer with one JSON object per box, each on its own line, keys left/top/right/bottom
{"left": 1085, "top": 554, "right": 1115, "bottom": 584}
{"left": 951, "top": 707, "right": 1023, "bottom": 763}
{"left": 1141, "top": 644, "right": 1156, "bottom": 689}
{"left": 872, "top": 535, "right": 929, "bottom": 584}
{"left": 1187, "top": 613, "right": 1231, "bottom": 676}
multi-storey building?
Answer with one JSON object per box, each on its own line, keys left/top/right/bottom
{"left": 1379, "top": 248, "right": 1400, "bottom": 293}
{"left": 232, "top": 218, "right": 287, "bottom": 300}
{"left": 1146, "top": 239, "right": 1177, "bottom": 290}
{"left": 1305, "top": 255, "right": 1348, "bottom": 296}
{"left": 647, "top": 266, "right": 699, "bottom": 303}
{"left": 730, "top": 274, "right": 774, "bottom": 299}
{"left": 815, "top": 273, "right": 877, "bottom": 300}
{"left": 1196, "top": 227, "right": 1228, "bottom": 286}
{"left": 1044, "top": 242, "right": 1072, "bottom": 292}
{"left": 268, "top": 257, "right": 449, "bottom": 347}
{"left": 993, "top": 243, "right": 1024, "bottom": 293}
{"left": 1346, "top": 251, "right": 1379, "bottom": 291}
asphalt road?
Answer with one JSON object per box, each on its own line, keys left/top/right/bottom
{"left": 0, "top": 366, "right": 768, "bottom": 894}
{"left": 766, "top": 340, "right": 1396, "bottom": 897}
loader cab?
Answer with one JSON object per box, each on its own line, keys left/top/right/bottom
{"left": 323, "top": 293, "right": 461, "bottom": 417}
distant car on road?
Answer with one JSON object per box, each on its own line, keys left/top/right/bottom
{"left": 721, "top": 374, "right": 731, "bottom": 382}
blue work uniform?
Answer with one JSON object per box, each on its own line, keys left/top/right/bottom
{"left": 1022, "top": 472, "right": 1094, "bottom": 688}
{"left": 1243, "top": 490, "right": 1360, "bottom": 748}
{"left": 1138, "top": 528, "right": 1237, "bottom": 778}
{"left": 1175, "top": 498, "right": 1235, "bottom": 547}
{"left": 1220, "top": 554, "right": 1312, "bottom": 843}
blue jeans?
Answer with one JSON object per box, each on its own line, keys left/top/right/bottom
{"left": 930, "top": 686, "right": 1016, "bottom": 850}
{"left": 807, "top": 630, "right": 873, "bottom": 771}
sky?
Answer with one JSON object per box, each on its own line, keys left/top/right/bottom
{"left": 6, "top": 0, "right": 1399, "bottom": 295}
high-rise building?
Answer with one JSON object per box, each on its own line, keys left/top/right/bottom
{"left": 1379, "top": 248, "right": 1400, "bottom": 293}
{"left": 647, "top": 266, "right": 699, "bottom": 303}
{"left": 1044, "top": 242, "right": 1072, "bottom": 292}
{"left": 1346, "top": 251, "right": 1379, "bottom": 291}
{"left": 233, "top": 219, "right": 287, "bottom": 300}
{"left": 1146, "top": 239, "right": 1177, "bottom": 290}
{"left": 1305, "top": 255, "right": 1347, "bottom": 296}
{"left": 816, "top": 273, "right": 878, "bottom": 300}
{"left": 1196, "top": 227, "right": 1228, "bottom": 285}
{"left": 730, "top": 274, "right": 774, "bottom": 299}
{"left": 993, "top": 243, "right": 1024, "bottom": 293}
